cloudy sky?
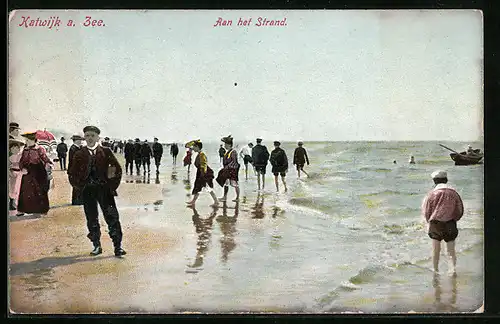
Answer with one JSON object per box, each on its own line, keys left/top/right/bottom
{"left": 9, "top": 10, "right": 483, "bottom": 142}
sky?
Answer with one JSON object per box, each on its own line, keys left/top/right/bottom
{"left": 8, "top": 10, "right": 483, "bottom": 143}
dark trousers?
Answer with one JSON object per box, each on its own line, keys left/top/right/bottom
{"left": 142, "top": 157, "right": 151, "bottom": 171}
{"left": 82, "top": 184, "right": 123, "bottom": 248}
{"left": 125, "top": 158, "right": 134, "bottom": 174}
{"left": 59, "top": 155, "right": 67, "bottom": 170}
{"left": 154, "top": 155, "right": 162, "bottom": 169}
{"left": 135, "top": 158, "right": 142, "bottom": 173}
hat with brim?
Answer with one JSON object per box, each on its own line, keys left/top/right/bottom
{"left": 83, "top": 126, "right": 101, "bottom": 135}
{"left": 431, "top": 170, "right": 447, "bottom": 179}
{"left": 256, "top": 138, "right": 262, "bottom": 142}
{"left": 274, "top": 141, "right": 281, "bottom": 146}
{"left": 135, "top": 138, "right": 140, "bottom": 142}
{"left": 221, "top": 135, "right": 233, "bottom": 145}
{"left": 21, "top": 132, "right": 37, "bottom": 141}
{"left": 298, "top": 141, "right": 304, "bottom": 145}
{"left": 9, "top": 138, "right": 25, "bottom": 146}
{"left": 9, "top": 122, "right": 20, "bottom": 129}
{"left": 71, "top": 135, "right": 84, "bottom": 140}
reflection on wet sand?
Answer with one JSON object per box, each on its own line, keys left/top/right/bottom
{"left": 251, "top": 193, "right": 265, "bottom": 219}
{"left": 155, "top": 172, "right": 160, "bottom": 184}
{"left": 433, "top": 273, "right": 458, "bottom": 311}
{"left": 171, "top": 171, "right": 178, "bottom": 184}
{"left": 187, "top": 207, "right": 217, "bottom": 272}
{"left": 216, "top": 202, "right": 239, "bottom": 263}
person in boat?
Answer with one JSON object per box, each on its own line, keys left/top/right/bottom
{"left": 421, "top": 170, "right": 463, "bottom": 275}
{"left": 466, "top": 145, "right": 475, "bottom": 155}
{"left": 409, "top": 155, "right": 416, "bottom": 164}
{"left": 293, "top": 141, "right": 310, "bottom": 178}
{"left": 185, "top": 140, "right": 219, "bottom": 208}
{"left": 216, "top": 135, "right": 241, "bottom": 202}
{"left": 239, "top": 142, "right": 254, "bottom": 180}
{"left": 270, "top": 141, "right": 289, "bottom": 193}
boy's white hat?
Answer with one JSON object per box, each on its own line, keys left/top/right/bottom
{"left": 431, "top": 170, "right": 447, "bottom": 179}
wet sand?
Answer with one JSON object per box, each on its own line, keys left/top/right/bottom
{"left": 8, "top": 154, "right": 483, "bottom": 314}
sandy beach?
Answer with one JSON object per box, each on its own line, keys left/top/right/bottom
{"left": 8, "top": 145, "right": 483, "bottom": 314}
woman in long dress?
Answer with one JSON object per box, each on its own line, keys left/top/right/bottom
{"left": 17, "top": 132, "right": 53, "bottom": 215}
{"left": 185, "top": 140, "right": 219, "bottom": 208}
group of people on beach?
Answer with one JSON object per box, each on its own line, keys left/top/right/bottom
{"left": 8, "top": 122, "right": 468, "bottom": 276}
{"left": 184, "top": 136, "right": 311, "bottom": 208}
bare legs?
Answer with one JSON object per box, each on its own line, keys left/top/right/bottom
{"left": 187, "top": 191, "right": 219, "bottom": 208}
{"left": 219, "top": 185, "right": 239, "bottom": 202}
{"left": 297, "top": 167, "right": 309, "bottom": 178}
{"left": 274, "top": 175, "right": 288, "bottom": 192}
{"left": 245, "top": 165, "right": 249, "bottom": 180}
{"left": 432, "top": 239, "right": 457, "bottom": 274}
{"left": 257, "top": 173, "right": 265, "bottom": 191}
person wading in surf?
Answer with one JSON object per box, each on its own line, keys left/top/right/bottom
{"left": 270, "top": 141, "right": 288, "bottom": 193}
{"left": 251, "top": 138, "right": 270, "bottom": 191}
{"left": 293, "top": 141, "right": 310, "bottom": 178}
{"left": 422, "top": 170, "right": 464, "bottom": 275}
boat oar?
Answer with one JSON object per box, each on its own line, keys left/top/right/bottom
{"left": 439, "top": 144, "right": 467, "bottom": 156}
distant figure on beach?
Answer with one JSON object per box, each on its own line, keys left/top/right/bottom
{"left": 239, "top": 142, "right": 254, "bottom": 180}
{"left": 252, "top": 138, "right": 270, "bottom": 191}
{"left": 218, "top": 144, "right": 225, "bottom": 164}
{"left": 293, "top": 141, "right": 310, "bottom": 178}
{"left": 422, "top": 170, "right": 464, "bottom": 275}
{"left": 9, "top": 138, "right": 25, "bottom": 215}
{"left": 133, "top": 138, "right": 142, "bottom": 175}
{"left": 68, "top": 125, "right": 126, "bottom": 257}
{"left": 56, "top": 137, "right": 68, "bottom": 171}
{"left": 409, "top": 155, "right": 416, "bottom": 164}
{"left": 118, "top": 140, "right": 124, "bottom": 154}
{"left": 216, "top": 135, "right": 240, "bottom": 202}
{"left": 183, "top": 146, "right": 193, "bottom": 173}
{"left": 17, "top": 132, "right": 53, "bottom": 216}
{"left": 141, "top": 139, "right": 153, "bottom": 173}
{"left": 152, "top": 137, "right": 163, "bottom": 173}
{"left": 112, "top": 140, "right": 119, "bottom": 153}
{"left": 393, "top": 160, "right": 397, "bottom": 164}
{"left": 185, "top": 140, "right": 219, "bottom": 208}
{"left": 466, "top": 145, "right": 474, "bottom": 155}
{"left": 102, "top": 137, "right": 111, "bottom": 148}
{"left": 68, "top": 135, "right": 84, "bottom": 205}
{"left": 9, "top": 122, "right": 21, "bottom": 140}
{"left": 270, "top": 141, "right": 288, "bottom": 193}
{"left": 170, "top": 143, "right": 179, "bottom": 165}
{"left": 124, "top": 139, "right": 135, "bottom": 175}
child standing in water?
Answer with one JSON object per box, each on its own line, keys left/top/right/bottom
{"left": 270, "top": 141, "right": 289, "bottom": 193}
{"left": 186, "top": 140, "right": 219, "bottom": 208}
{"left": 183, "top": 146, "right": 193, "bottom": 173}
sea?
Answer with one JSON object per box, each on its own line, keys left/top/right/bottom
{"left": 121, "top": 141, "right": 484, "bottom": 313}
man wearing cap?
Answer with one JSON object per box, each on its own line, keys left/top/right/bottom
{"left": 9, "top": 122, "right": 21, "bottom": 140}
{"left": 141, "top": 139, "right": 153, "bottom": 173}
{"left": 133, "top": 138, "right": 143, "bottom": 175}
{"left": 218, "top": 144, "right": 226, "bottom": 164}
{"left": 68, "top": 126, "right": 126, "bottom": 257}
{"left": 68, "top": 135, "right": 84, "bottom": 205}
{"left": 56, "top": 137, "right": 68, "bottom": 171}
{"left": 9, "top": 138, "right": 25, "bottom": 214}
{"left": 239, "top": 142, "right": 254, "bottom": 180}
{"left": 293, "top": 141, "right": 310, "bottom": 178}
{"left": 102, "top": 137, "right": 111, "bottom": 148}
{"left": 152, "top": 137, "right": 163, "bottom": 173}
{"left": 422, "top": 170, "right": 464, "bottom": 275}
{"left": 251, "top": 138, "right": 270, "bottom": 191}
{"left": 124, "top": 139, "right": 135, "bottom": 175}
{"left": 270, "top": 141, "right": 289, "bottom": 193}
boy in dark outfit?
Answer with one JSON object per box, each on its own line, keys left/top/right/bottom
{"left": 270, "top": 141, "right": 288, "bottom": 193}
{"left": 141, "top": 139, "right": 153, "bottom": 173}
{"left": 251, "top": 138, "right": 270, "bottom": 191}
{"left": 68, "top": 126, "right": 126, "bottom": 257}
{"left": 124, "top": 139, "right": 135, "bottom": 175}
{"left": 133, "top": 138, "right": 142, "bottom": 175}
{"left": 152, "top": 137, "right": 163, "bottom": 173}
{"left": 56, "top": 137, "right": 68, "bottom": 170}
{"left": 293, "top": 141, "right": 310, "bottom": 178}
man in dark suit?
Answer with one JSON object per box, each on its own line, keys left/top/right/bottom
{"left": 152, "top": 137, "right": 163, "bottom": 173}
{"left": 68, "top": 126, "right": 126, "bottom": 257}
{"left": 141, "top": 139, "right": 153, "bottom": 173}
{"left": 124, "top": 139, "right": 135, "bottom": 175}
{"left": 133, "top": 138, "right": 142, "bottom": 175}
{"left": 68, "top": 134, "right": 84, "bottom": 205}
{"left": 56, "top": 137, "right": 68, "bottom": 170}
